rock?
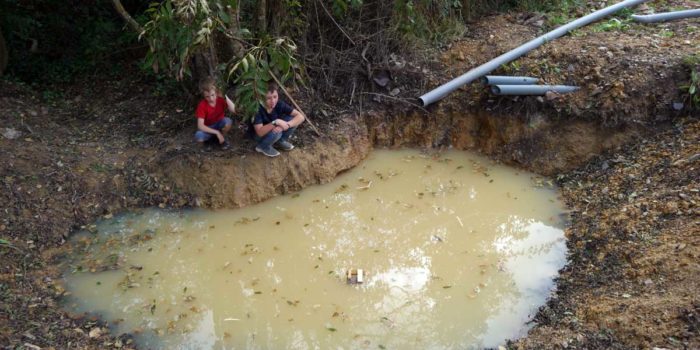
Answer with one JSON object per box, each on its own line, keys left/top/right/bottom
{"left": 89, "top": 327, "right": 102, "bottom": 338}
{"left": 373, "top": 71, "right": 390, "bottom": 87}
{"left": 672, "top": 102, "right": 684, "bottom": 111}
{"left": 644, "top": 279, "right": 653, "bottom": 286}
{"left": 2, "top": 128, "right": 21, "bottom": 140}
{"left": 389, "top": 88, "right": 400, "bottom": 97}
{"left": 662, "top": 202, "right": 679, "bottom": 215}
{"left": 545, "top": 91, "right": 559, "bottom": 101}
{"left": 688, "top": 153, "right": 700, "bottom": 163}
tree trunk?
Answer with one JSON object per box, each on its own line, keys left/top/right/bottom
{"left": 256, "top": 0, "right": 267, "bottom": 34}
{"left": 227, "top": 3, "right": 245, "bottom": 58}
{"left": 0, "top": 26, "right": 7, "bottom": 76}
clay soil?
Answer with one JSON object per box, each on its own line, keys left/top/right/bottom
{"left": 1, "top": 2, "right": 698, "bottom": 349}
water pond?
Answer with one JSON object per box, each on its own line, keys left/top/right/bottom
{"left": 61, "top": 149, "right": 568, "bottom": 349}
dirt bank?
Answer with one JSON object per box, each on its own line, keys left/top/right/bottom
{"left": 2, "top": 6, "right": 699, "bottom": 350}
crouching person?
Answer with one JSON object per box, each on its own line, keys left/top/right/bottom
{"left": 194, "top": 77, "right": 236, "bottom": 150}
{"left": 253, "top": 82, "right": 305, "bottom": 157}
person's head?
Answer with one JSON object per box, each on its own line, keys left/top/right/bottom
{"left": 199, "top": 77, "right": 218, "bottom": 106}
{"left": 265, "top": 82, "right": 279, "bottom": 110}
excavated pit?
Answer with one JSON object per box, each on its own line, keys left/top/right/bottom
{"left": 152, "top": 108, "right": 641, "bottom": 210}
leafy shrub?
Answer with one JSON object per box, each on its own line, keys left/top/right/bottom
{"left": 228, "top": 37, "right": 301, "bottom": 121}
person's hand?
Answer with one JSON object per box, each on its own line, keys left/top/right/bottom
{"left": 273, "top": 126, "right": 284, "bottom": 133}
{"left": 216, "top": 132, "right": 225, "bottom": 144}
{"left": 279, "top": 120, "right": 290, "bottom": 131}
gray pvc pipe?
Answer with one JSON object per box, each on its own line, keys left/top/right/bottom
{"left": 482, "top": 76, "right": 539, "bottom": 85}
{"left": 631, "top": 9, "right": 700, "bottom": 23}
{"left": 491, "top": 84, "right": 580, "bottom": 95}
{"left": 418, "top": 0, "right": 651, "bottom": 106}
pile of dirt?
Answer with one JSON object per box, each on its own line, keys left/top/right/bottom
{"left": 517, "top": 118, "right": 699, "bottom": 349}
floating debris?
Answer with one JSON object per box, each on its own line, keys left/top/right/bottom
{"left": 346, "top": 269, "right": 364, "bottom": 284}
{"left": 356, "top": 180, "right": 373, "bottom": 191}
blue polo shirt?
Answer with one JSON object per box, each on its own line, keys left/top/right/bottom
{"left": 253, "top": 100, "right": 294, "bottom": 125}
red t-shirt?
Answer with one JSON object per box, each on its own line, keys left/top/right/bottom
{"left": 195, "top": 97, "right": 226, "bottom": 126}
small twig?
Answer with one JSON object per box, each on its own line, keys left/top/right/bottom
{"left": 349, "top": 80, "right": 356, "bottom": 106}
{"left": 356, "top": 180, "right": 372, "bottom": 190}
{"left": 359, "top": 92, "right": 429, "bottom": 114}
{"left": 20, "top": 117, "right": 34, "bottom": 134}
{"left": 268, "top": 70, "right": 321, "bottom": 136}
{"left": 316, "top": 0, "right": 356, "bottom": 46}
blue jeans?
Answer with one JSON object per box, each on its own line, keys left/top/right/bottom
{"left": 194, "top": 117, "right": 232, "bottom": 142}
{"left": 255, "top": 116, "right": 296, "bottom": 150}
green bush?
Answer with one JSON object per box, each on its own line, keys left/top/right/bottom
{"left": 228, "top": 37, "right": 301, "bottom": 121}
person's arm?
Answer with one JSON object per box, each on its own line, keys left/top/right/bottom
{"left": 197, "top": 118, "right": 225, "bottom": 143}
{"left": 254, "top": 122, "right": 284, "bottom": 137}
{"left": 224, "top": 95, "right": 236, "bottom": 114}
{"left": 278, "top": 109, "right": 306, "bottom": 130}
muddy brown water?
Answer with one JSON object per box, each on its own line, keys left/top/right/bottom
{"left": 60, "top": 149, "right": 567, "bottom": 349}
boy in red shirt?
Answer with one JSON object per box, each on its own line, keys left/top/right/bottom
{"left": 194, "top": 77, "right": 236, "bottom": 149}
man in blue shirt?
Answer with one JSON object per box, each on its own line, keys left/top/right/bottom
{"left": 253, "top": 82, "right": 306, "bottom": 157}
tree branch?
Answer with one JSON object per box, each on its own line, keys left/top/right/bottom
{"left": 268, "top": 70, "right": 321, "bottom": 136}
{"left": 112, "top": 0, "right": 143, "bottom": 34}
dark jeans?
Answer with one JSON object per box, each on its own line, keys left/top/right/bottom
{"left": 256, "top": 127, "right": 296, "bottom": 150}
{"left": 255, "top": 116, "right": 296, "bottom": 150}
{"left": 194, "top": 117, "right": 232, "bottom": 142}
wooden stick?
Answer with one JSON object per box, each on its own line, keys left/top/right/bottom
{"left": 268, "top": 70, "right": 321, "bottom": 136}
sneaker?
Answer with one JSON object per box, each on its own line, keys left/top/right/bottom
{"left": 277, "top": 140, "right": 295, "bottom": 151}
{"left": 255, "top": 145, "right": 280, "bottom": 157}
{"left": 221, "top": 140, "right": 231, "bottom": 150}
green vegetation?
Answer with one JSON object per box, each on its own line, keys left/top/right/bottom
{"left": 592, "top": 17, "right": 630, "bottom": 32}
{"left": 228, "top": 37, "right": 300, "bottom": 120}
{"left": 0, "top": 0, "right": 577, "bottom": 114}
{"left": 680, "top": 54, "right": 699, "bottom": 110}
{"left": 0, "top": 1, "right": 136, "bottom": 83}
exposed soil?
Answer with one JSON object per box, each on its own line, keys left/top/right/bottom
{"left": 1, "top": 2, "right": 698, "bottom": 349}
